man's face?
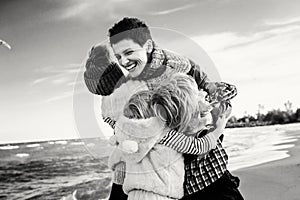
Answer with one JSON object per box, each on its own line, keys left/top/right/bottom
{"left": 112, "top": 39, "right": 148, "bottom": 78}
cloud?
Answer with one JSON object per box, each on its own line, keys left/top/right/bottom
{"left": 31, "top": 71, "right": 77, "bottom": 86}
{"left": 56, "top": 1, "right": 98, "bottom": 21}
{"left": 52, "top": 0, "right": 129, "bottom": 21}
{"left": 44, "top": 87, "right": 87, "bottom": 103}
{"left": 192, "top": 24, "right": 300, "bottom": 52}
{"left": 36, "top": 63, "right": 83, "bottom": 75}
{"left": 32, "top": 63, "right": 84, "bottom": 87}
{"left": 30, "top": 77, "right": 50, "bottom": 85}
{"left": 30, "top": 63, "right": 86, "bottom": 103}
{"left": 264, "top": 16, "right": 300, "bottom": 26}
{"left": 191, "top": 23, "right": 300, "bottom": 117}
{"left": 44, "top": 92, "right": 74, "bottom": 103}
{"left": 148, "top": 4, "right": 195, "bottom": 15}
{"left": 59, "top": 3, "right": 89, "bottom": 20}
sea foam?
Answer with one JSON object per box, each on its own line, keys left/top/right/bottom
{"left": 0, "top": 145, "right": 19, "bottom": 150}
{"left": 26, "top": 143, "right": 41, "bottom": 148}
{"left": 16, "top": 153, "right": 30, "bottom": 157}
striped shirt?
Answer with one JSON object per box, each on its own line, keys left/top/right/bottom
{"left": 104, "top": 117, "right": 219, "bottom": 155}
{"left": 103, "top": 117, "right": 116, "bottom": 129}
{"left": 157, "top": 129, "right": 218, "bottom": 155}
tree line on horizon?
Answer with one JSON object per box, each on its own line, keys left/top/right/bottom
{"left": 226, "top": 102, "right": 300, "bottom": 128}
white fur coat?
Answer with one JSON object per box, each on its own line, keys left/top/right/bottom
{"left": 101, "top": 80, "right": 184, "bottom": 199}
{"left": 111, "top": 116, "right": 184, "bottom": 199}
{"left": 101, "top": 80, "right": 148, "bottom": 121}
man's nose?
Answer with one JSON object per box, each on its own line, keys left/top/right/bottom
{"left": 119, "top": 56, "right": 129, "bottom": 67}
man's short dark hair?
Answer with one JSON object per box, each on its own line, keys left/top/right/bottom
{"left": 109, "top": 17, "right": 152, "bottom": 46}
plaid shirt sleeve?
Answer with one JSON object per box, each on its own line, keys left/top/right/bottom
{"left": 186, "top": 60, "right": 237, "bottom": 105}
{"left": 207, "top": 82, "right": 237, "bottom": 119}
{"left": 207, "top": 82, "right": 237, "bottom": 104}
{"left": 158, "top": 129, "right": 219, "bottom": 155}
{"left": 187, "top": 59, "right": 210, "bottom": 93}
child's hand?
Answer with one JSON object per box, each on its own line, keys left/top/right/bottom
{"left": 108, "top": 135, "right": 118, "bottom": 146}
{"left": 211, "top": 102, "right": 232, "bottom": 124}
{"left": 206, "top": 82, "right": 218, "bottom": 95}
{"left": 215, "top": 114, "right": 228, "bottom": 131}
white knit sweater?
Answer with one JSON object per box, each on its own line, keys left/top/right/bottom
{"left": 109, "top": 116, "right": 184, "bottom": 200}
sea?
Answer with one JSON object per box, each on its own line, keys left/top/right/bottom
{"left": 1, "top": 123, "right": 300, "bottom": 200}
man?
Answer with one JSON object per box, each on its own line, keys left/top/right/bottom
{"left": 84, "top": 17, "right": 243, "bottom": 200}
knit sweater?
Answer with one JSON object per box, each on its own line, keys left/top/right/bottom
{"left": 84, "top": 44, "right": 125, "bottom": 95}
{"left": 109, "top": 116, "right": 185, "bottom": 200}
{"left": 84, "top": 45, "right": 210, "bottom": 95}
{"left": 84, "top": 44, "right": 236, "bottom": 103}
{"left": 101, "top": 80, "right": 148, "bottom": 122}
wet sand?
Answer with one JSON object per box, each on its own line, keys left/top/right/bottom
{"left": 233, "top": 129, "right": 300, "bottom": 200}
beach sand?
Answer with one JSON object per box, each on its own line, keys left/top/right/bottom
{"left": 233, "top": 129, "right": 300, "bottom": 200}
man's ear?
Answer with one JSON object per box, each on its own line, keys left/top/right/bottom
{"left": 144, "top": 39, "right": 153, "bottom": 53}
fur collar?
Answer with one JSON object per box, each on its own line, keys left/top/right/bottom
{"left": 101, "top": 80, "right": 148, "bottom": 121}
{"left": 138, "top": 46, "right": 191, "bottom": 80}
{"left": 115, "top": 116, "right": 169, "bottom": 163}
{"left": 115, "top": 116, "right": 166, "bottom": 139}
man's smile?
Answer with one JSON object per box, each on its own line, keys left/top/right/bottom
{"left": 125, "top": 62, "right": 137, "bottom": 71}
{"left": 112, "top": 39, "right": 149, "bottom": 77}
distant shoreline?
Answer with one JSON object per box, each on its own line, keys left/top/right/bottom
{"left": 226, "top": 121, "right": 299, "bottom": 129}
{"left": 2, "top": 122, "right": 300, "bottom": 145}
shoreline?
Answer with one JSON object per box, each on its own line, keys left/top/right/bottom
{"left": 233, "top": 129, "right": 300, "bottom": 200}
{"left": 224, "top": 123, "right": 300, "bottom": 171}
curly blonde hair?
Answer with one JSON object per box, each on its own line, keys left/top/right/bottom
{"left": 123, "top": 73, "right": 212, "bottom": 134}
{"left": 123, "top": 90, "right": 154, "bottom": 119}
{"left": 151, "top": 73, "right": 211, "bottom": 134}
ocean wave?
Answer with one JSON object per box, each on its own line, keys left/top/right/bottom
{"left": 15, "top": 153, "right": 30, "bottom": 157}
{"left": 58, "top": 177, "right": 111, "bottom": 200}
{"left": 26, "top": 143, "right": 41, "bottom": 148}
{"left": 225, "top": 123, "right": 300, "bottom": 171}
{"left": 55, "top": 140, "right": 68, "bottom": 145}
{"left": 86, "top": 143, "right": 95, "bottom": 147}
{"left": 71, "top": 142, "right": 85, "bottom": 145}
{"left": 0, "top": 145, "right": 19, "bottom": 150}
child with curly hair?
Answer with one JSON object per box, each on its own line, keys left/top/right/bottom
{"left": 102, "top": 73, "right": 228, "bottom": 200}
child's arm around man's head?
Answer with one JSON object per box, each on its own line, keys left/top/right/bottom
{"left": 84, "top": 44, "right": 125, "bottom": 96}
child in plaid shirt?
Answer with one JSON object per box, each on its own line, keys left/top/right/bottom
{"left": 101, "top": 73, "right": 228, "bottom": 200}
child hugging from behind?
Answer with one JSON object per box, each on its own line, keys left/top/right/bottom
{"left": 102, "top": 73, "right": 228, "bottom": 200}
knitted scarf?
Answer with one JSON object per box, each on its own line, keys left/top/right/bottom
{"left": 136, "top": 46, "right": 192, "bottom": 90}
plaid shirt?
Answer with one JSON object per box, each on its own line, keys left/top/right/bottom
{"left": 183, "top": 140, "right": 228, "bottom": 195}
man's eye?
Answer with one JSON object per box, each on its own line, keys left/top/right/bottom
{"left": 115, "top": 55, "right": 121, "bottom": 60}
{"left": 125, "top": 51, "right": 133, "bottom": 55}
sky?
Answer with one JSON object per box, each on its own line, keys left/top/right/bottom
{"left": 1, "top": 0, "right": 300, "bottom": 143}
